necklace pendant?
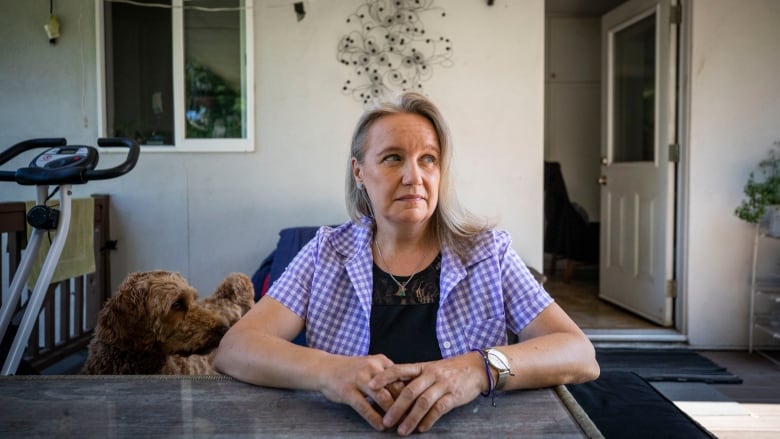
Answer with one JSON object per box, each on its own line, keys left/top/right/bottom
{"left": 396, "top": 286, "right": 406, "bottom": 297}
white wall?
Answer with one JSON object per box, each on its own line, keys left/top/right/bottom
{"left": 545, "top": 15, "right": 601, "bottom": 221}
{"left": 686, "top": 0, "right": 780, "bottom": 347}
{"left": 0, "top": 0, "right": 544, "bottom": 295}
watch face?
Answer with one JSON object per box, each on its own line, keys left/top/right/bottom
{"left": 486, "top": 349, "right": 509, "bottom": 371}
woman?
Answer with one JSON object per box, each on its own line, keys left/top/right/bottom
{"left": 214, "top": 92, "right": 599, "bottom": 436}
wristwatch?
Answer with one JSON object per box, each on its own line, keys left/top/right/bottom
{"left": 485, "top": 348, "right": 512, "bottom": 390}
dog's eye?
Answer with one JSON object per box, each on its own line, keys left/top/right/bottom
{"left": 171, "top": 299, "right": 187, "bottom": 311}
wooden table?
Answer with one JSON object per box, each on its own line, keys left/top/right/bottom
{"left": 0, "top": 375, "right": 600, "bottom": 438}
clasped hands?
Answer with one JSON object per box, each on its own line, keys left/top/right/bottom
{"left": 319, "top": 353, "right": 486, "bottom": 436}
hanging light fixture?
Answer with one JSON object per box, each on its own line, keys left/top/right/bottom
{"left": 44, "top": 0, "right": 61, "bottom": 44}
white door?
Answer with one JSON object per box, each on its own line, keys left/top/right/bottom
{"left": 599, "top": 0, "right": 678, "bottom": 326}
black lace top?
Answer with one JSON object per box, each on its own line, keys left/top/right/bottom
{"left": 368, "top": 254, "right": 443, "bottom": 364}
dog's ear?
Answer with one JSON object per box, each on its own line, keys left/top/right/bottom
{"left": 95, "top": 272, "right": 157, "bottom": 352}
{"left": 202, "top": 272, "right": 255, "bottom": 320}
{"left": 211, "top": 273, "right": 254, "bottom": 305}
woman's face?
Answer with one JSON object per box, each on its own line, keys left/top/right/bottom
{"left": 353, "top": 113, "right": 441, "bottom": 231}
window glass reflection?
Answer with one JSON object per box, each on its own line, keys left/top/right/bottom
{"left": 184, "top": 0, "right": 246, "bottom": 139}
{"left": 613, "top": 14, "right": 655, "bottom": 163}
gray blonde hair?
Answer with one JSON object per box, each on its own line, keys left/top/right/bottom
{"left": 345, "top": 91, "right": 491, "bottom": 257}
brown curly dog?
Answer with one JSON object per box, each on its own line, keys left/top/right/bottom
{"left": 81, "top": 271, "right": 254, "bottom": 375}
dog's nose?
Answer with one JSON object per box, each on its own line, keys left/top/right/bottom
{"left": 214, "top": 324, "right": 229, "bottom": 338}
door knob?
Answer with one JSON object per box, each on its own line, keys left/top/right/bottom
{"left": 598, "top": 176, "right": 607, "bottom": 186}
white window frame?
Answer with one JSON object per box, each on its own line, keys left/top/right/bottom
{"left": 95, "top": 0, "right": 255, "bottom": 152}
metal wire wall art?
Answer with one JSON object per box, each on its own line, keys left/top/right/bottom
{"left": 337, "top": 0, "right": 453, "bottom": 105}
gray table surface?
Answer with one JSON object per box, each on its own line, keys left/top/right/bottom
{"left": 0, "top": 375, "right": 599, "bottom": 438}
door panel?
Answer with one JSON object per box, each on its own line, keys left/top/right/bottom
{"left": 600, "top": 0, "right": 677, "bottom": 326}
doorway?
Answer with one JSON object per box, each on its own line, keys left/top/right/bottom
{"left": 543, "top": 0, "right": 686, "bottom": 340}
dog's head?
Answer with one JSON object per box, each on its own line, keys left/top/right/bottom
{"left": 95, "top": 271, "right": 229, "bottom": 355}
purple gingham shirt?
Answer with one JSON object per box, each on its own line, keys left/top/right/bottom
{"left": 267, "top": 217, "right": 553, "bottom": 358}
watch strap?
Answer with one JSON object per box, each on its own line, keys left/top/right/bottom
{"left": 485, "top": 348, "right": 512, "bottom": 390}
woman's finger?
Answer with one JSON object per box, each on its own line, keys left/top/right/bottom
{"left": 364, "top": 385, "right": 395, "bottom": 413}
{"left": 395, "top": 380, "right": 458, "bottom": 436}
{"left": 317, "top": 354, "right": 400, "bottom": 431}
{"left": 347, "top": 390, "right": 387, "bottom": 431}
{"left": 386, "top": 380, "right": 406, "bottom": 399}
{"left": 416, "top": 393, "right": 457, "bottom": 433}
{"left": 381, "top": 370, "right": 437, "bottom": 430}
{"left": 369, "top": 363, "right": 422, "bottom": 389}
{"left": 384, "top": 354, "right": 485, "bottom": 435}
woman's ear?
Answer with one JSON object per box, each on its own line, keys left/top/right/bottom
{"left": 351, "top": 157, "right": 363, "bottom": 184}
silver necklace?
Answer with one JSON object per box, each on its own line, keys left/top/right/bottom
{"left": 374, "top": 239, "right": 428, "bottom": 297}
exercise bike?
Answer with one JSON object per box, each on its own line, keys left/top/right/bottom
{"left": 0, "top": 137, "right": 139, "bottom": 375}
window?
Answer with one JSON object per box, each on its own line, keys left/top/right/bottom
{"left": 96, "top": 0, "right": 254, "bottom": 151}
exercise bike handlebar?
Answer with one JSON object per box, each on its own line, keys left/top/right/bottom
{"left": 0, "top": 137, "right": 140, "bottom": 185}
{"left": 0, "top": 138, "right": 67, "bottom": 173}
{"left": 89, "top": 137, "right": 141, "bottom": 181}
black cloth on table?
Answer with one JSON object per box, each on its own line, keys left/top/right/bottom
{"left": 566, "top": 371, "right": 716, "bottom": 439}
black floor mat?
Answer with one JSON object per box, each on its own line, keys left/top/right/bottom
{"left": 595, "top": 348, "right": 742, "bottom": 384}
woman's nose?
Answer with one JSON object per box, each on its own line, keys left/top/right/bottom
{"left": 402, "top": 162, "right": 423, "bottom": 185}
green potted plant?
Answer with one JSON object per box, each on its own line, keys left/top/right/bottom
{"left": 185, "top": 59, "right": 241, "bottom": 139}
{"left": 735, "top": 142, "right": 780, "bottom": 234}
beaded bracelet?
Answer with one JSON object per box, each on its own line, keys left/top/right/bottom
{"left": 471, "top": 348, "right": 496, "bottom": 406}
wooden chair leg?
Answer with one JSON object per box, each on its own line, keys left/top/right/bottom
{"left": 564, "top": 260, "right": 576, "bottom": 283}
{"left": 548, "top": 254, "right": 558, "bottom": 277}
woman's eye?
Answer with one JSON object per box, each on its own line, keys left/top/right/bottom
{"left": 422, "top": 155, "right": 437, "bottom": 164}
{"left": 382, "top": 154, "right": 401, "bottom": 163}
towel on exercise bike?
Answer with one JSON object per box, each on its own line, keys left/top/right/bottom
{"left": 25, "top": 197, "right": 95, "bottom": 289}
